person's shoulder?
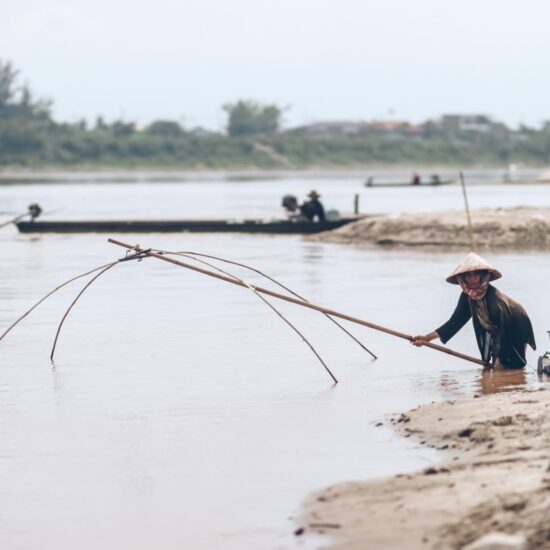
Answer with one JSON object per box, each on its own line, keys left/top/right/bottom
{"left": 489, "top": 285, "right": 523, "bottom": 310}
{"left": 488, "top": 285, "right": 506, "bottom": 301}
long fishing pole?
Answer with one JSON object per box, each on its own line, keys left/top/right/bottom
{"left": 0, "top": 203, "right": 44, "bottom": 230}
{"left": 0, "top": 213, "right": 27, "bottom": 229}
{"left": 108, "top": 238, "right": 486, "bottom": 367}
{"left": 157, "top": 249, "right": 377, "bottom": 360}
{"left": 459, "top": 171, "right": 476, "bottom": 251}
{"left": 2, "top": 206, "right": 66, "bottom": 231}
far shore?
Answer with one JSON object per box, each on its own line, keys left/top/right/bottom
{"left": 0, "top": 165, "right": 546, "bottom": 184}
{"left": 297, "top": 384, "right": 550, "bottom": 549}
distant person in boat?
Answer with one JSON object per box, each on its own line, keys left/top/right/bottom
{"left": 281, "top": 194, "right": 299, "bottom": 214}
{"left": 28, "top": 203, "right": 42, "bottom": 221}
{"left": 411, "top": 173, "right": 421, "bottom": 185}
{"left": 430, "top": 174, "right": 441, "bottom": 185}
{"left": 300, "top": 190, "right": 326, "bottom": 222}
{"left": 411, "top": 252, "right": 536, "bottom": 369}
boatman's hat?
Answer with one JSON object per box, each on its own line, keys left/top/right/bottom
{"left": 446, "top": 252, "right": 502, "bottom": 284}
{"left": 308, "top": 190, "right": 321, "bottom": 199}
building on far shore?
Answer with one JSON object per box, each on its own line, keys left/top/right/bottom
{"left": 293, "top": 119, "right": 425, "bottom": 138}
{"left": 293, "top": 121, "right": 365, "bottom": 137}
{"left": 365, "top": 120, "right": 425, "bottom": 137}
{"left": 190, "top": 126, "right": 216, "bottom": 137}
{"left": 440, "top": 114, "right": 493, "bottom": 133}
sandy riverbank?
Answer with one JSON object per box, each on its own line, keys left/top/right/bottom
{"left": 313, "top": 207, "right": 550, "bottom": 249}
{"left": 297, "top": 385, "right": 550, "bottom": 549}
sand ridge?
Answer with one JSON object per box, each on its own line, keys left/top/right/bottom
{"left": 297, "top": 387, "right": 550, "bottom": 549}
{"left": 313, "top": 207, "right": 550, "bottom": 249}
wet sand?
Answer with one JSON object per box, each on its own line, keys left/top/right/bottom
{"left": 298, "top": 378, "right": 550, "bottom": 549}
{"left": 300, "top": 205, "right": 550, "bottom": 548}
{"left": 313, "top": 207, "right": 550, "bottom": 249}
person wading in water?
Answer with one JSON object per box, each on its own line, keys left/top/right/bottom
{"left": 411, "top": 252, "right": 536, "bottom": 369}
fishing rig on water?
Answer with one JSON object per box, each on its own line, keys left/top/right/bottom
{"left": 0, "top": 238, "right": 487, "bottom": 384}
{"left": 0, "top": 203, "right": 42, "bottom": 229}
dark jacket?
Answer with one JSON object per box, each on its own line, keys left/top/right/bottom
{"left": 300, "top": 199, "right": 325, "bottom": 222}
{"left": 436, "top": 285, "right": 536, "bottom": 368}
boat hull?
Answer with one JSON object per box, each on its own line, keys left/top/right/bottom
{"left": 16, "top": 217, "right": 361, "bottom": 234}
{"left": 364, "top": 179, "right": 455, "bottom": 188}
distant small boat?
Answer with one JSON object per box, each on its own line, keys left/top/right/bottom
{"left": 502, "top": 164, "right": 550, "bottom": 184}
{"left": 16, "top": 216, "right": 365, "bottom": 235}
{"left": 502, "top": 179, "right": 544, "bottom": 185}
{"left": 364, "top": 178, "right": 455, "bottom": 188}
{"left": 502, "top": 172, "right": 550, "bottom": 185}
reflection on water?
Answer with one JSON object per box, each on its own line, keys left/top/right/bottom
{"left": 475, "top": 367, "right": 528, "bottom": 395}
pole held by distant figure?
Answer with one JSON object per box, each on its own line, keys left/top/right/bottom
{"left": 108, "top": 238, "right": 486, "bottom": 367}
{"left": 459, "top": 171, "right": 476, "bottom": 251}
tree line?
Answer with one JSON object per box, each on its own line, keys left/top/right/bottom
{"left": 1, "top": 60, "right": 550, "bottom": 168}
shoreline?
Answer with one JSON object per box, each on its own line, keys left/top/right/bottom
{"left": 297, "top": 384, "right": 550, "bottom": 549}
{"left": 0, "top": 166, "right": 545, "bottom": 183}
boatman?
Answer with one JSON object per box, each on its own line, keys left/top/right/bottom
{"left": 411, "top": 252, "right": 536, "bottom": 369}
{"left": 300, "top": 190, "right": 326, "bottom": 222}
{"left": 281, "top": 194, "right": 299, "bottom": 214}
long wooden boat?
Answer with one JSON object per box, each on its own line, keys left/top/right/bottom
{"left": 502, "top": 179, "right": 550, "bottom": 185}
{"left": 16, "top": 216, "right": 364, "bottom": 234}
{"left": 364, "top": 178, "right": 455, "bottom": 188}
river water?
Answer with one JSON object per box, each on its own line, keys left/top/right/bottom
{"left": 1, "top": 172, "right": 549, "bottom": 549}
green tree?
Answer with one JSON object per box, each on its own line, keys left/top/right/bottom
{"left": 145, "top": 120, "right": 184, "bottom": 137}
{"left": 94, "top": 116, "right": 107, "bottom": 130}
{"left": 223, "top": 100, "right": 282, "bottom": 137}
{"left": 110, "top": 120, "right": 135, "bottom": 137}
{"left": 0, "top": 61, "right": 19, "bottom": 107}
{"left": 0, "top": 60, "right": 51, "bottom": 120}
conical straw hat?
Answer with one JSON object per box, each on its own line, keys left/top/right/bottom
{"left": 446, "top": 252, "right": 502, "bottom": 284}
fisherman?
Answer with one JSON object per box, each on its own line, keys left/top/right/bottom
{"left": 300, "top": 190, "right": 325, "bottom": 222}
{"left": 411, "top": 173, "right": 421, "bottom": 185}
{"left": 411, "top": 252, "right": 536, "bottom": 369}
{"left": 28, "top": 203, "right": 42, "bottom": 221}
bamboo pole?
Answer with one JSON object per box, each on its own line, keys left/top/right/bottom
{"left": 50, "top": 263, "right": 117, "bottom": 362}
{"left": 108, "top": 238, "right": 486, "bottom": 367}
{"left": 0, "top": 213, "right": 27, "bottom": 229}
{"left": 459, "top": 171, "right": 476, "bottom": 251}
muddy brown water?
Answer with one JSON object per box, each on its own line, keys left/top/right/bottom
{"left": 1, "top": 174, "right": 549, "bottom": 549}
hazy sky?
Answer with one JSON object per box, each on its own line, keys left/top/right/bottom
{"left": 1, "top": 0, "right": 549, "bottom": 130}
